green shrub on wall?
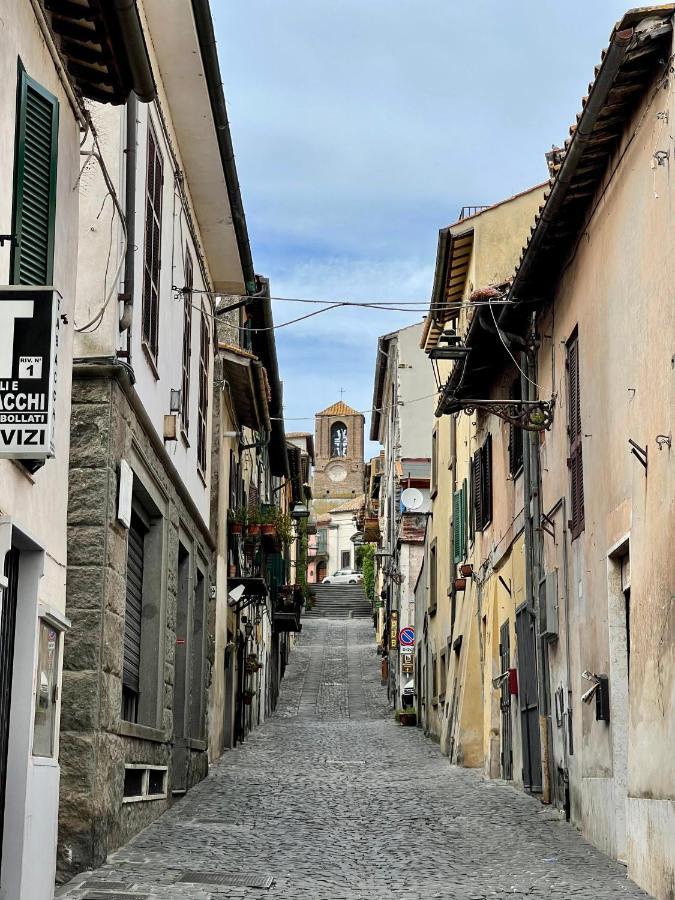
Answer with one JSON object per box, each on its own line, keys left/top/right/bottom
{"left": 356, "top": 543, "right": 375, "bottom": 603}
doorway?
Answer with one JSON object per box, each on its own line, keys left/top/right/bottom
{"left": 172, "top": 543, "right": 190, "bottom": 793}
{"left": 499, "top": 620, "right": 513, "bottom": 780}
{"left": 515, "top": 605, "right": 542, "bottom": 791}
{"left": 0, "top": 549, "right": 19, "bottom": 872}
{"left": 608, "top": 541, "right": 630, "bottom": 862}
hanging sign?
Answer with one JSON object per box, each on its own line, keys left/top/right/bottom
{"left": 0, "top": 287, "right": 60, "bottom": 459}
{"left": 390, "top": 610, "right": 399, "bottom": 649}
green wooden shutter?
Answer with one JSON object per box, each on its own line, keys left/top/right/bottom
{"left": 452, "top": 490, "right": 462, "bottom": 563}
{"left": 11, "top": 66, "right": 59, "bottom": 286}
{"left": 461, "top": 478, "right": 467, "bottom": 560}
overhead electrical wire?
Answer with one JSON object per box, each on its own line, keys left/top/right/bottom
{"left": 270, "top": 389, "right": 441, "bottom": 422}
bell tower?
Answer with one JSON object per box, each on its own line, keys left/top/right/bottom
{"left": 313, "top": 401, "right": 365, "bottom": 499}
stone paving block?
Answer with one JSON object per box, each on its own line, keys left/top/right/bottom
{"left": 57, "top": 618, "right": 651, "bottom": 900}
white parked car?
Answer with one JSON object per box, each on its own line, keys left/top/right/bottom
{"left": 322, "top": 569, "right": 363, "bottom": 585}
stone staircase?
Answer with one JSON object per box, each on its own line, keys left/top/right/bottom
{"left": 304, "top": 583, "right": 373, "bottom": 619}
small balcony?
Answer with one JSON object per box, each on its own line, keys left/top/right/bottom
{"left": 273, "top": 585, "right": 303, "bottom": 633}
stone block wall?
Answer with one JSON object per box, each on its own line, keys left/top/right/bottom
{"left": 57, "top": 374, "right": 214, "bottom": 883}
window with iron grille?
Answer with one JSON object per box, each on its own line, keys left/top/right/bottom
{"left": 197, "top": 304, "right": 209, "bottom": 474}
{"left": 472, "top": 434, "right": 492, "bottom": 532}
{"left": 181, "top": 249, "right": 193, "bottom": 433}
{"left": 142, "top": 124, "right": 163, "bottom": 359}
{"left": 508, "top": 378, "right": 524, "bottom": 476}
{"left": 11, "top": 65, "right": 59, "bottom": 285}
{"left": 567, "top": 331, "right": 584, "bottom": 538}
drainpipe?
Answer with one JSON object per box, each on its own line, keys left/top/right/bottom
{"left": 119, "top": 93, "right": 137, "bottom": 341}
{"left": 522, "top": 327, "right": 551, "bottom": 803}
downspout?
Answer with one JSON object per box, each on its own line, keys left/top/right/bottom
{"left": 522, "top": 330, "right": 551, "bottom": 803}
{"left": 119, "top": 93, "right": 137, "bottom": 342}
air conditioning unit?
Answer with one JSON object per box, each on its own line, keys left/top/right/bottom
{"left": 539, "top": 570, "right": 559, "bottom": 642}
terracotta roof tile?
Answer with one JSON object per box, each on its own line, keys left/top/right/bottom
{"left": 316, "top": 400, "right": 363, "bottom": 418}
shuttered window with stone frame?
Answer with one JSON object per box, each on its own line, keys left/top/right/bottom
{"left": 180, "top": 248, "right": 193, "bottom": 434}
{"left": 11, "top": 65, "right": 59, "bottom": 286}
{"left": 142, "top": 124, "right": 163, "bottom": 360}
{"left": 473, "top": 434, "right": 492, "bottom": 532}
{"left": 567, "top": 331, "right": 585, "bottom": 539}
{"left": 197, "top": 304, "right": 209, "bottom": 475}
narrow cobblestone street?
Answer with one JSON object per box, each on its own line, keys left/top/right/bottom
{"left": 58, "top": 619, "right": 649, "bottom": 900}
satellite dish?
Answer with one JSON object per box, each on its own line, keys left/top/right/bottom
{"left": 401, "top": 487, "right": 424, "bottom": 511}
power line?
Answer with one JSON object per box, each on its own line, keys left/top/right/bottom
{"left": 270, "top": 389, "right": 441, "bottom": 422}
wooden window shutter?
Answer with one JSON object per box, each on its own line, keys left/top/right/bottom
{"left": 482, "top": 433, "right": 493, "bottom": 527}
{"left": 567, "top": 332, "right": 584, "bottom": 538}
{"left": 461, "top": 478, "right": 467, "bottom": 559}
{"left": 11, "top": 67, "right": 59, "bottom": 286}
{"left": 472, "top": 448, "right": 482, "bottom": 532}
{"left": 508, "top": 379, "right": 523, "bottom": 475}
{"left": 452, "top": 490, "right": 462, "bottom": 563}
{"left": 142, "top": 124, "right": 163, "bottom": 358}
{"left": 197, "top": 305, "right": 209, "bottom": 473}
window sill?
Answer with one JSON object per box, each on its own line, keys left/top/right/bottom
{"left": 122, "top": 792, "right": 167, "bottom": 804}
{"left": 141, "top": 341, "right": 160, "bottom": 380}
{"left": 119, "top": 721, "right": 166, "bottom": 743}
{"left": 188, "top": 737, "right": 207, "bottom": 751}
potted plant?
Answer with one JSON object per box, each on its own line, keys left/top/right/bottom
{"left": 459, "top": 563, "right": 473, "bottom": 577}
{"left": 454, "top": 577, "right": 467, "bottom": 591}
{"left": 395, "top": 707, "right": 417, "bottom": 727}
{"left": 260, "top": 507, "right": 278, "bottom": 538}
{"left": 228, "top": 507, "right": 247, "bottom": 535}
{"left": 243, "top": 688, "right": 256, "bottom": 706}
{"left": 247, "top": 507, "right": 261, "bottom": 536}
{"left": 275, "top": 511, "right": 294, "bottom": 546}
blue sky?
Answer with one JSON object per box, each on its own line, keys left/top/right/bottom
{"left": 214, "top": 1, "right": 634, "bottom": 456}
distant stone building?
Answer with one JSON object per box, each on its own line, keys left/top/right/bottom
{"left": 312, "top": 401, "right": 365, "bottom": 499}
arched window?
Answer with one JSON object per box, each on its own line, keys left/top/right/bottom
{"left": 330, "top": 421, "right": 348, "bottom": 457}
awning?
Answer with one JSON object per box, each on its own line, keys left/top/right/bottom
{"left": 219, "top": 343, "right": 271, "bottom": 432}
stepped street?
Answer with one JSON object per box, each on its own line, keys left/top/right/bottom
{"left": 56, "top": 608, "right": 648, "bottom": 900}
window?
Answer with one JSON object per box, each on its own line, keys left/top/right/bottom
{"left": 11, "top": 66, "right": 59, "bottom": 285}
{"left": 508, "top": 378, "right": 524, "bottom": 476}
{"left": 142, "top": 123, "right": 163, "bottom": 359}
{"left": 452, "top": 479, "right": 468, "bottom": 563}
{"left": 429, "top": 540, "right": 437, "bottom": 614}
{"left": 439, "top": 651, "right": 447, "bottom": 700}
{"left": 197, "top": 304, "right": 209, "bottom": 474}
{"left": 330, "top": 421, "right": 348, "bottom": 457}
{"left": 472, "top": 434, "right": 492, "bottom": 532}
{"left": 181, "top": 249, "right": 193, "bottom": 433}
{"left": 341, "top": 549, "right": 351, "bottom": 569}
{"left": 122, "top": 510, "right": 147, "bottom": 723}
{"left": 317, "top": 528, "right": 328, "bottom": 555}
{"left": 123, "top": 765, "right": 168, "bottom": 803}
{"left": 431, "top": 426, "right": 438, "bottom": 496}
{"left": 33, "top": 620, "right": 59, "bottom": 757}
{"left": 567, "top": 331, "right": 584, "bottom": 538}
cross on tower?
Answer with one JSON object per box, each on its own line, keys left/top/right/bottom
{"left": 339, "top": 388, "right": 345, "bottom": 401}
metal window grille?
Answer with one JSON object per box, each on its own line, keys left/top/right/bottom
{"left": 141, "top": 124, "right": 163, "bottom": 358}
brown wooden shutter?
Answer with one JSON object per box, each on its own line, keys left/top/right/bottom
{"left": 567, "top": 333, "right": 584, "bottom": 538}
{"left": 473, "top": 447, "right": 483, "bottom": 531}
{"left": 181, "top": 249, "right": 193, "bottom": 430}
{"left": 482, "top": 434, "right": 492, "bottom": 527}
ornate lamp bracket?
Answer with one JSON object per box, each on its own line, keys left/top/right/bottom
{"left": 460, "top": 398, "right": 554, "bottom": 432}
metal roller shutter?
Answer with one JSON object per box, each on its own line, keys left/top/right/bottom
{"left": 123, "top": 514, "right": 146, "bottom": 693}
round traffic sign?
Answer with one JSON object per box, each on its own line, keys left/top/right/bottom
{"left": 399, "top": 627, "right": 415, "bottom": 646}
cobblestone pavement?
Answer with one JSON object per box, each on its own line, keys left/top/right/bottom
{"left": 57, "top": 619, "right": 650, "bottom": 900}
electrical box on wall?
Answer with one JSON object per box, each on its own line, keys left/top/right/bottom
{"left": 539, "top": 570, "right": 559, "bottom": 641}
{"left": 595, "top": 675, "right": 610, "bottom": 722}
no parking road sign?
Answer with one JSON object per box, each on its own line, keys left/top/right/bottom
{"left": 399, "top": 626, "right": 415, "bottom": 647}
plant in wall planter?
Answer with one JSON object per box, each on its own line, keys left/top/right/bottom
{"left": 243, "top": 689, "right": 256, "bottom": 705}
{"left": 247, "top": 507, "right": 261, "bottom": 536}
{"left": 228, "top": 507, "right": 247, "bottom": 535}
{"left": 260, "top": 507, "right": 278, "bottom": 537}
{"left": 275, "top": 511, "right": 294, "bottom": 546}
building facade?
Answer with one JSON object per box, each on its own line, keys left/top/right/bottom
{"left": 417, "top": 8, "right": 675, "bottom": 899}
{"left": 0, "top": 3, "right": 153, "bottom": 898}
